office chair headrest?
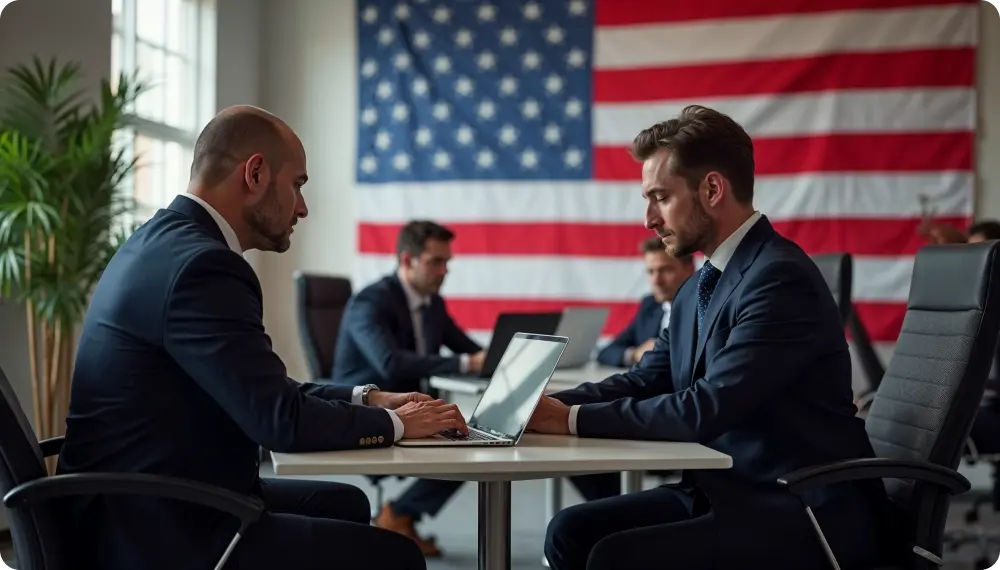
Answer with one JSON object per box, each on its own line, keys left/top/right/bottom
{"left": 907, "top": 241, "right": 1000, "bottom": 312}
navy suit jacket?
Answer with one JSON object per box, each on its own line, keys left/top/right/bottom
{"left": 56, "top": 196, "right": 395, "bottom": 570}
{"left": 332, "top": 274, "right": 482, "bottom": 392}
{"left": 596, "top": 294, "right": 664, "bottom": 367}
{"left": 552, "top": 216, "right": 888, "bottom": 563}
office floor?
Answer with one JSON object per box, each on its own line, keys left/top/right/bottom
{"left": 0, "top": 472, "right": 996, "bottom": 569}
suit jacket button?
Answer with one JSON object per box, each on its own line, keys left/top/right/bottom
{"left": 377, "top": 436, "right": 385, "bottom": 444}
{"left": 365, "top": 437, "right": 372, "bottom": 445}
{"left": 359, "top": 437, "right": 365, "bottom": 445}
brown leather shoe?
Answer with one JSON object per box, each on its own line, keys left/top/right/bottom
{"left": 372, "top": 504, "right": 443, "bottom": 557}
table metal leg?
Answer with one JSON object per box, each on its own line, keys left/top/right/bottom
{"left": 621, "top": 471, "right": 643, "bottom": 494}
{"left": 541, "top": 478, "right": 562, "bottom": 567}
{"left": 478, "top": 480, "right": 512, "bottom": 570}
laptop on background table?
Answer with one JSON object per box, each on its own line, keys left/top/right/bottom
{"left": 438, "top": 312, "right": 562, "bottom": 380}
{"left": 553, "top": 307, "right": 610, "bottom": 369}
{"left": 397, "top": 332, "right": 569, "bottom": 447}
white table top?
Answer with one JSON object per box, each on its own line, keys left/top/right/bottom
{"left": 270, "top": 434, "right": 731, "bottom": 481}
{"left": 429, "top": 364, "right": 627, "bottom": 396}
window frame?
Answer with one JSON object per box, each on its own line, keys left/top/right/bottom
{"left": 112, "top": 0, "right": 216, "bottom": 221}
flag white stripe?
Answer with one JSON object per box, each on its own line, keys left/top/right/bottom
{"left": 594, "top": 5, "right": 977, "bottom": 70}
{"left": 354, "top": 254, "right": 914, "bottom": 304}
{"left": 593, "top": 88, "right": 975, "bottom": 144}
{"left": 354, "top": 173, "right": 973, "bottom": 224}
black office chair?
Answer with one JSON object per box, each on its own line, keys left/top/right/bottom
{"left": 778, "top": 241, "right": 1000, "bottom": 570}
{"left": 810, "top": 252, "right": 853, "bottom": 325}
{"left": 0, "top": 364, "right": 264, "bottom": 570}
{"left": 294, "top": 271, "right": 352, "bottom": 382}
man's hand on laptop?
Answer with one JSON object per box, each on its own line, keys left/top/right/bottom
{"left": 467, "top": 350, "right": 486, "bottom": 373}
{"left": 367, "top": 390, "right": 433, "bottom": 410}
{"left": 395, "top": 400, "right": 468, "bottom": 439}
{"left": 527, "top": 396, "right": 571, "bottom": 435}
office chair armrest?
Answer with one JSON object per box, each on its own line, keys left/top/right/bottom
{"left": 38, "top": 436, "right": 64, "bottom": 458}
{"left": 3, "top": 473, "right": 265, "bottom": 527}
{"left": 777, "top": 458, "right": 971, "bottom": 496}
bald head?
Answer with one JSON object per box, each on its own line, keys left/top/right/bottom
{"left": 186, "top": 105, "right": 309, "bottom": 254}
{"left": 190, "top": 105, "right": 292, "bottom": 188}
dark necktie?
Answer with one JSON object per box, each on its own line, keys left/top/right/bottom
{"left": 419, "top": 303, "right": 434, "bottom": 356}
{"left": 697, "top": 261, "right": 722, "bottom": 333}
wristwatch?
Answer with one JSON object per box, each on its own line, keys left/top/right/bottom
{"left": 360, "top": 384, "right": 380, "bottom": 405}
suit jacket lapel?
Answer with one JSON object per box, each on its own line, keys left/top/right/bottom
{"left": 690, "top": 217, "right": 775, "bottom": 383}
{"left": 679, "top": 296, "right": 700, "bottom": 392}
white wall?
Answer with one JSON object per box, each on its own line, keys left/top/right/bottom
{"left": 256, "top": 0, "right": 361, "bottom": 380}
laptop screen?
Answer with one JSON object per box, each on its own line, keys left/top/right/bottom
{"left": 469, "top": 333, "right": 568, "bottom": 441}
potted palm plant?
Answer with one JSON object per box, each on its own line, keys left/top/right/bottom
{"left": 0, "top": 57, "right": 144, "bottom": 445}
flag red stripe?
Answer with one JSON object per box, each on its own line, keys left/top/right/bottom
{"left": 593, "top": 49, "right": 975, "bottom": 103}
{"left": 595, "top": 0, "right": 974, "bottom": 27}
{"left": 594, "top": 132, "right": 973, "bottom": 179}
{"left": 358, "top": 217, "right": 970, "bottom": 258}
{"left": 852, "top": 301, "right": 906, "bottom": 343}
{"left": 443, "top": 298, "right": 904, "bottom": 343}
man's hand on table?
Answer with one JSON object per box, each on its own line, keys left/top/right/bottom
{"left": 395, "top": 399, "right": 468, "bottom": 439}
{"left": 527, "top": 395, "right": 571, "bottom": 435}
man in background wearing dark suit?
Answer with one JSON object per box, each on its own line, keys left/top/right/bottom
{"left": 57, "top": 106, "right": 467, "bottom": 570}
{"left": 597, "top": 237, "right": 695, "bottom": 367}
{"left": 334, "top": 220, "right": 483, "bottom": 556}
{"left": 335, "top": 221, "right": 620, "bottom": 556}
{"left": 528, "top": 105, "right": 888, "bottom": 570}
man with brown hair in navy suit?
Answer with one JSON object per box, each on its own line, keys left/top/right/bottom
{"left": 529, "top": 105, "right": 888, "bottom": 570}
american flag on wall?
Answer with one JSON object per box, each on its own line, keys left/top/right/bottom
{"left": 354, "top": 0, "right": 978, "bottom": 348}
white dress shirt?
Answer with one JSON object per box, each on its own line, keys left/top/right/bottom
{"left": 567, "top": 211, "right": 763, "bottom": 435}
{"left": 181, "top": 194, "right": 406, "bottom": 442}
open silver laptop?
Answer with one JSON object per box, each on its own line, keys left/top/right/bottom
{"left": 554, "top": 307, "right": 610, "bottom": 369}
{"left": 397, "top": 333, "right": 569, "bottom": 447}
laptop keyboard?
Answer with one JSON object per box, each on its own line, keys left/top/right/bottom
{"left": 440, "top": 428, "right": 494, "bottom": 441}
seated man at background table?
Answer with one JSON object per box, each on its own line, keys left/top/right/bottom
{"left": 334, "top": 220, "right": 622, "bottom": 556}
{"left": 56, "top": 106, "right": 466, "bottom": 570}
{"left": 597, "top": 237, "right": 695, "bottom": 367}
{"left": 527, "top": 105, "right": 889, "bottom": 570}
{"left": 333, "top": 220, "right": 485, "bottom": 556}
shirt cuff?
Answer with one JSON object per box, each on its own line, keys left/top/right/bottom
{"left": 459, "top": 353, "right": 470, "bottom": 374}
{"left": 623, "top": 348, "right": 635, "bottom": 366}
{"left": 351, "top": 385, "right": 364, "bottom": 404}
{"left": 386, "top": 410, "right": 404, "bottom": 442}
{"left": 568, "top": 405, "right": 580, "bottom": 435}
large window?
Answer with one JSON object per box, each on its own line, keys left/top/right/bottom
{"left": 112, "top": 0, "right": 216, "bottom": 221}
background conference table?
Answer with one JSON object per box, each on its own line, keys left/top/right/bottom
{"left": 271, "top": 434, "right": 732, "bottom": 570}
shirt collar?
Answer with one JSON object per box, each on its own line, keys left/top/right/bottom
{"left": 397, "top": 273, "right": 430, "bottom": 311}
{"left": 706, "top": 211, "right": 762, "bottom": 272}
{"left": 182, "top": 193, "right": 242, "bottom": 254}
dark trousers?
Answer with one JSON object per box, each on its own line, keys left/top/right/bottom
{"left": 393, "top": 473, "right": 622, "bottom": 520}
{"left": 545, "top": 484, "right": 882, "bottom": 570}
{"left": 231, "top": 478, "right": 425, "bottom": 569}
